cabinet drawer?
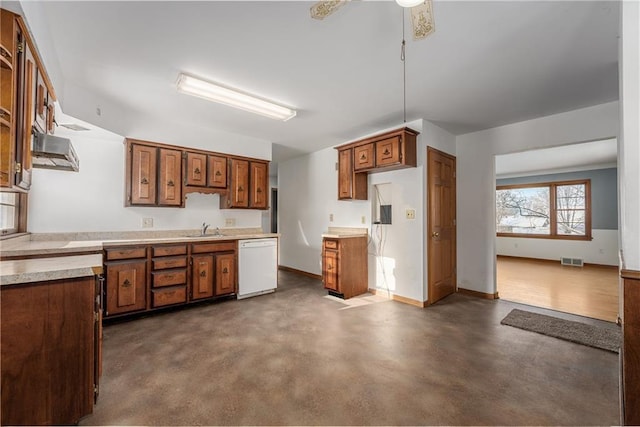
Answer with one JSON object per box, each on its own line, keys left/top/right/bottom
{"left": 152, "top": 286, "right": 187, "bottom": 308}
{"left": 192, "top": 241, "right": 236, "bottom": 254}
{"left": 354, "top": 143, "right": 375, "bottom": 171}
{"left": 152, "top": 269, "right": 187, "bottom": 287}
{"left": 324, "top": 240, "right": 338, "bottom": 249}
{"left": 152, "top": 256, "right": 187, "bottom": 270}
{"left": 153, "top": 245, "right": 186, "bottom": 257}
{"left": 105, "top": 247, "right": 147, "bottom": 260}
{"left": 375, "top": 136, "right": 401, "bottom": 167}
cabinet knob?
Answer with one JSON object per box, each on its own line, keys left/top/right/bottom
{"left": 141, "top": 177, "right": 149, "bottom": 184}
{"left": 168, "top": 180, "right": 175, "bottom": 187}
{"left": 122, "top": 279, "right": 131, "bottom": 287}
{"left": 238, "top": 186, "right": 244, "bottom": 192}
{"left": 327, "top": 265, "right": 333, "bottom": 271}
{"left": 194, "top": 168, "right": 201, "bottom": 175}
{"left": 200, "top": 270, "right": 206, "bottom": 277}
{"left": 222, "top": 267, "right": 228, "bottom": 274}
{"left": 360, "top": 153, "right": 366, "bottom": 160}
{"left": 383, "top": 149, "right": 390, "bottom": 156}
{"left": 215, "top": 171, "right": 222, "bottom": 177}
{"left": 256, "top": 188, "right": 262, "bottom": 193}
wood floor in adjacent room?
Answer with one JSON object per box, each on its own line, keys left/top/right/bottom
{"left": 81, "top": 270, "right": 619, "bottom": 426}
{"left": 497, "top": 255, "right": 619, "bottom": 322}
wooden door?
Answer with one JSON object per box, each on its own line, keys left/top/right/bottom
{"left": 323, "top": 250, "right": 339, "bottom": 292}
{"left": 158, "top": 148, "right": 182, "bottom": 206}
{"left": 130, "top": 144, "right": 157, "bottom": 205}
{"left": 186, "top": 152, "right": 206, "bottom": 187}
{"left": 230, "top": 159, "right": 249, "bottom": 208}
{"left": 250, "top": 161, "right": 268, "bottom": 209}
{"left": 191, "top": 254, "right": 214, "bottom": 300}
{"left": 208, "top": 155, "right": 227, "bottom": 188}
{"left": 105, "top": 261, "right": 147, "bottom": 315}
{"left": 427, "top": 147, "right": 456, "bottom": 305}
{"left": 215, "top": 253, "right": 236, "bottom": 295}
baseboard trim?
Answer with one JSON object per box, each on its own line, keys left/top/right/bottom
{"left": 278, "top": 265, "right": 322, "bottom": 280}
{"left": 368, "top": 288, "right": 427, "bottom": 308}
{"left": 457, "top": 287, "right": 500, "bottom": 300}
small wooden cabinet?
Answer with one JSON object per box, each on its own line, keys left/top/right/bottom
{"left": 221, "top": 158, "right": 269, "bottom": 209}
{"left": 104, "top": 247, "right": 147, "bottom": 316}
{"left": 322, "top": 236, "right": 368, "bottom": 299}
{"left": 126, "top": 141, "right": 183, "bottom": 207}
{"left": 185, "top": 151, "right": 207, "bottom": 187}
{"left": 338, "top": 148, "right": 367, "bottom": 200}
{"left": 208, "top": 155, "right": 227, "bottom": 188}
{"left": 191, "top": 254, "right": 215, "bottom": 300}
{"left": 1, "top": 275, "right": 102, "bottom": 425}
{"left": 336, "top": 127, "right": 419, "bottom": 200}
{"left": 215, "top": 253, "right": 236, "bottom": 295}
{"left": 151, "top": 244, "right": 187, "bottom": 308}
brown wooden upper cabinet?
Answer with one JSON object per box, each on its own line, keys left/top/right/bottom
{"left": 220, "top": 158, "right": 269, "bottom": 209}
{"left": 250, "top": 161, "right": 268, "bottom": 209}
{"left": 338, "top": 148, "right": 367, "bottom": 200}
{"left": 208, "top": 155, "right": 227, "bottom": 188}
{"left": 126, "top": 140, "right": 183, "bottom": 207}
{"left": 185, "top": 151, "right": 207, "bottom": 187}
{"left": 336, "top": 127, "right": 419, "bottom": 200}
{"left": 354, "top": 143, "right": 374, "bottom": 171}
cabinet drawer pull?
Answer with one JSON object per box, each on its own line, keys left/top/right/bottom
{"left": 222, "top": 267, "right": 228, "bottom": 274}
{"left": 168, "top": 180, "right": 175, "bottom": 187}
{"left": 200, "top": 270, "right": 206, "bottom": 277}
{"left": 122, "top": 279, "right": 131, "bottom": 287}
{"left": 238, "top": 186, "right": 244, "bottom": 192}
{"left": 141, "top": 177, "right": 149, "bottom": 184}
{"left": 256, "top": 188, "right": 262, "bottom": 193}
{"left": 383, "top": 148, "right": 390, "bottom": 156}
{"left": 215, "top": 171, "right": 222, "bottom": 177}
{"left": 360, "top": 153, "right": 366, "bottom": 160}
{"left": 194, "top": 167, "right": 201, "bottom": 175}
{"left": 327, "top": 265, "right": 333, "bottom": 270}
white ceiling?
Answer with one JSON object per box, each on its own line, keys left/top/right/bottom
{"left": 495, "top": 138, "right": 618, "bottom": 179}
{"left": 29, "top": 1, "right": 619, "bottom": 163}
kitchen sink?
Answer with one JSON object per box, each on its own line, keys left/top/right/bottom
{"left": 182, "top": 234, "right": 227, "bottom": 238}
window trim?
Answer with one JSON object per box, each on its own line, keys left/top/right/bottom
{"left": 0, "top": 192, "right": 28, "bottom": 237}
{"left": 496, "top": 179, "right": 592, "bottom": 241}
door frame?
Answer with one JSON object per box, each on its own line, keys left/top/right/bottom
{"left": 426, "top": 146, "right": 457, "bottom": 305}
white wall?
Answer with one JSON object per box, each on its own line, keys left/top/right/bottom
{"left": 456, "top": 101, "right": 619, "bottom": 294}
{"left": 496, "top": 230, "right": 619, "bottom": 266}
{"left": 28, "top": 112, "right": 266, "bottom": 233}
{"left": 619, "top": 0, "right": 640, "bottom": 271}
{"left": 279, "top": 119, "right": 456, "bottom": 303}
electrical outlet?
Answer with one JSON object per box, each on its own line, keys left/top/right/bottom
{"left": 361, "top": 216, "right": 366, "bottom": 224}
{"left": 225, "top": 218, "right": 236, "bottom": 227}
{"left": 142, "top": 218, "right": 153, "bottom": 228}
{"left": 405, "top": 209, "right": 416, "bottom": 220}
{"left": 330, "top": 213, "right": 334, "bottom": 222}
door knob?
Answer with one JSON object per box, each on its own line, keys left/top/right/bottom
{"left": 432, "top": 231, "right": 440, "bottom": 238}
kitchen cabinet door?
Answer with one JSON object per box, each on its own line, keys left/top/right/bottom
{"left": 338, "top": 148, "right": 367, "bottom": 200}
{"left": 105, "top": 260, "right": 147, "bottom": 316}
{"left": 186, "top": 151, "right": 207, "bottom": 187}
{"left": 208, "top": 155, "right": 227, "bottom": 188}
{"left": 158, "top": 148, "right": 182, "bottom": 206}
{"left": 215, "top": 253, "right": 236, "bottom": 295}
{"left": 228, "top": 158, "right": 249, "bottom": 208}
{"left": 354, "top": 143, "right": 374, "bottom": 171}
{"left": 250, "top": 161, "right": 268, "bottom": 209}
{"left": 323, "top": 250, "right": 339, "bottom": 292}
{"left": 129, "top": 144, "right": 157, "bottom": 205}
{"left": 191, "top": 254, "right": 214, "bottom": 300}
{"left": 14, "top": 32, "right": 35, "bottom": 191}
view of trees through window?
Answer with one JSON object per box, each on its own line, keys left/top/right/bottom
{"left": 496, "top": 180, "right": 590, "bottom": 239}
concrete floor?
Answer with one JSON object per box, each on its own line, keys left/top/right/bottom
{"left": 83, "top": 270, "right": 620, "bottom": 425}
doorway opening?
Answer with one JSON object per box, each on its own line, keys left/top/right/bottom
{"left": 494, "top": 139, "right": 619, "bottom": 322}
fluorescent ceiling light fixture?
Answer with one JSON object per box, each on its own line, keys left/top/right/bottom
{"left": 396, "top": 0, "right": 424, "bottom": 7}
{"left": 176, "top": 73, "right": 296, "bottom": 121}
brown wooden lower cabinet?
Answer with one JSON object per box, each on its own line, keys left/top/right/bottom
{"left": 191, "top": 254, "right": 215, "bottom": 300}
{"left": 105, "top": 259, "right": 147, "bottom": 316}
{"left": 1, "top": 276, "right": 101, "bottom": 425}
{"left": 215, "top": 253, "right": 236, "bottom": 295}
{"left": 322, "top": 236, "right": 368, "bottom": 299}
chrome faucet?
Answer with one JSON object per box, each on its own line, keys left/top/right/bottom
{"left": 201, "top": 222, "right": 210, "bottom": 236}
{"left": 213, "top": 227, "right": 222, "bottom": 236}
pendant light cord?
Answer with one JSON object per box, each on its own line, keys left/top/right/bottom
{"left": 401, "top": 9, "right": 407, "bottom": 124}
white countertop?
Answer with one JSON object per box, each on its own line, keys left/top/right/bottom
{"left": 0, "top": 254, "right": 104, "bottom": 286}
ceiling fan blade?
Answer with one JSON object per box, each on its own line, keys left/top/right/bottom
{"left": 310, "top": 0, "right": 350, "bottom": 20}
{"left": 410, "top": 0, "right": 435, "bottom": 40}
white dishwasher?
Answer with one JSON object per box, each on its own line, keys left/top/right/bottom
{"left": 238, "top": 238, "right": 278, "bottom": 299}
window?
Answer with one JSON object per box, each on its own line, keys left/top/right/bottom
{"left": 0, "top": 192, "right": 20, "bottom": 235}
{"left": 496, "top": 179, "right": 591, "bottom": 240}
